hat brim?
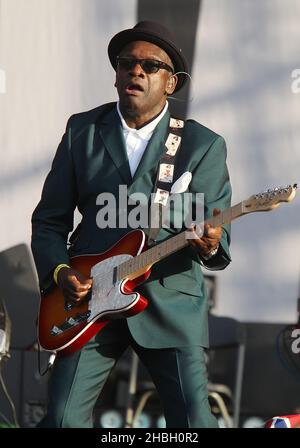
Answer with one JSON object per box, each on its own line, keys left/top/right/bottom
{"left": 108, "top": 29, "right": 188, "bottom": 93}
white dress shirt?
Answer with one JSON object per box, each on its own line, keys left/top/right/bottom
{"left": 116, "top": 101, "right": 168, "bottom": 177}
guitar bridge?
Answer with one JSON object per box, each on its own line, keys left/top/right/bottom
{"left": 50, "top": 311, "right": 91, "bottom": 336}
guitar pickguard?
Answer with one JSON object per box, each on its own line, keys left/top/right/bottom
{"left": 88, "top": 254, "right": 136, "bottom": 321}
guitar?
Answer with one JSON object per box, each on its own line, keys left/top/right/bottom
{"left": 38, "top": 184, "right": 297, "bottom": 355}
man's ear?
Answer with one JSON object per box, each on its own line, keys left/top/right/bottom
{"left": 165, "top": 74, "right": 178, "bottom": 95}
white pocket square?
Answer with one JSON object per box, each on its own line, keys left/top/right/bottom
{"left": 171, "top": 171, "right": 192, "bottom": 193}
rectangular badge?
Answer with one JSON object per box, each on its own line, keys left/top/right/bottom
{"left": 159, "top": 163, "right": 174, "bottom": 183}
{"left": 165, "top": 133, "right": 182, "bottom": 156}
{"left": 154, "top": 188, "right": 169, "bottom": 206}
{"left": 170, "top": 118, "right": 184, "bottom": 129}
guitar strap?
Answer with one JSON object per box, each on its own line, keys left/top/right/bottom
{"left": 147, "top": 117, "right": 185, "bottom": 246}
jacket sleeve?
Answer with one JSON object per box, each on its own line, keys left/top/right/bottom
{"left": 190, "top": 134, "right": 232, "bottom": 271}
{"left": 31, "top": 117, "right": 77, "bottom": 290}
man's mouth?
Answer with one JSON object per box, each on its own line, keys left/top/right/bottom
{"left": 124, "top": 82, "right": 144, "bottom": 95}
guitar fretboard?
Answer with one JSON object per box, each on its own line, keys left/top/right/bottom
{"left": 117, "top": 201, "right": 244, "bottom": 281}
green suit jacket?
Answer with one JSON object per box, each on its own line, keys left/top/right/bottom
{"left": 31, "top": 103, "right": 231, "bottom": 349}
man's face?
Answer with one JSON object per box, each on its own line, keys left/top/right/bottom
{"left": 115, "top": 41, "right": 177, "bottom": 121}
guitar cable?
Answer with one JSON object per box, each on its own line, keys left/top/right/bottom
{"left": 37, "top": 342, "right": 56, "bottom": 377}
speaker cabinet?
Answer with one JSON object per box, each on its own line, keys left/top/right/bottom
{"left": 0, "top": 244, "right": 40, "bottom": 350}
{"left": 0, "top": 350, "right": 50, "bottom": 427}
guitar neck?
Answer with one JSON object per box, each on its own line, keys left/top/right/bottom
{"left": 206, "top": 202, "right": 244, "bottom": 227}
{"left": 118, "top": 201, "right": 245, "bottom": 281}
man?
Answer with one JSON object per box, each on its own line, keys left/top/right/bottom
{"left": 31, "top": 21, "right": 231, "bottom": 428}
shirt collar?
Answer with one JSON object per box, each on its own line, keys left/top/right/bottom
{"left": 116, "top": 101, "right": 168, "bottom": 140}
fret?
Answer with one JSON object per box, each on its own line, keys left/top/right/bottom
{"left": 232, "top": 202, "right": 243, "bottom": 220}
{"left": 160, "top": 239, "right": 169, "bottom": 258}
{"left": 222, "top": 208, "right": 232, "bottom": 226}
{"left": 136, "top": 252, "right": 142, "bottom": 270}
{"left": 208, "top": 214, "right": 217, "bottom": 227}
{"left": 140, "top": 251, "right": 147, "bottom": 268}
{"left": 142, "top": 250, "right": 148, "bottom": 267}
{"left": 126, "top": 259, "right": 133, "bottom": 275}
{"left": 154, "top": 245, "right": 161, "bottom": 261}
{"left": 118, "top": 263, "right": 124, "bottom": 281}
{"left": 165, "top": 237, "right": 172, "bottom": 256}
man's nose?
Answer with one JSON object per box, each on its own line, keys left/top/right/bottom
{"left": 129, "top": 61, "right": 145, "bottom": 76}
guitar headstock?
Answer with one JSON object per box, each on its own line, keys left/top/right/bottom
{"left": 242, "top": 184, "right": 297, "bottom": 213}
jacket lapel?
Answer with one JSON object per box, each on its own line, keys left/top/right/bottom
{"left": 98, "top": 107, "right": 132, "bottom": 185}
{"left": 125, "top": 111, "right": 170, "bottom": 242}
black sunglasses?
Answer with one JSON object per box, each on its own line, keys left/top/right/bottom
{"left": 116, "top": 57, "right": 174, "bottom": 74}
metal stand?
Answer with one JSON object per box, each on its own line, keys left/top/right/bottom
{"left": 125, "top": 350, "right": 139, "bottom": 428}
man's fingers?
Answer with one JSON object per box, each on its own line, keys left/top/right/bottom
{"left": 57, "top": 269, "right": 93, "bottom": 306}
{"left": 69, "top": 275, "right": 92, "bottom": 291}
{"left": 203, "top": 225, "right": 221, "bottom": 239}
{"left": 62, "top": 274, "right": 93, "bottom": 303}
{"left": 63, "top": 288, "right": 91, "bottom": 305}
{"left": 213, "top": 207, "right": 221, "bottom": 216}
{"left": 65, "top": 287, "right": 91, "bottom": 298}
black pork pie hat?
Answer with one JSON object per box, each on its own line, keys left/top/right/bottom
{"left": 108, "top": 21, "right": 189, "bottom": 93}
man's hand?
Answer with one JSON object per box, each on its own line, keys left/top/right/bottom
{"left": 188, "top": 208, "right": 222, "bottom": 258}
{"left": 57, "top": 267, "right": 93, "bottom": 306}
